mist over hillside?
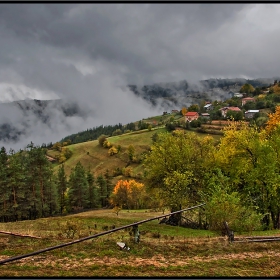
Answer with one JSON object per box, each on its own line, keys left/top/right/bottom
{"left": 0, "top": 86, "right": 162, "bottom": 151}
{"left": 0, "top": 77, "right": 276, "bottom": 151}
{"left": 0, "top": 99, "right": 85, "bottom": 147}
{"left": 128, "top": 77, "right": 274, "bottom": 109}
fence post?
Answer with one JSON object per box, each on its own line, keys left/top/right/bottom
{"left": 132, "top": 225, "right": 140, "bottom": 243}
{"left": 223, "top": 221, "right": 234, "bottom": 242}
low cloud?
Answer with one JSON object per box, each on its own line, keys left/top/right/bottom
{"left": 0, "top": 4, "right": 280, "bottom": 150}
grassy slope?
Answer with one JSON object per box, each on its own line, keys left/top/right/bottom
{"left": 52, "top": 123, "right": 222, "bottom": 183}
{"left": 53, "top": 127, "right": 167, "bottom": 180}
{"left": 1, "top": 209, "right": 280, "bottom": 277}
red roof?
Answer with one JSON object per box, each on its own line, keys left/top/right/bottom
{"left": 242, "top": 97, "right": 255, "bottom": 100}
{"left": 220, "top": 107, "right": 241, "bottom": 112}
{"left": 228, "top": 107, "right": 241, "bottom": 111}
{"left": 185, "top": 112, "right": 199, "bottom": 116}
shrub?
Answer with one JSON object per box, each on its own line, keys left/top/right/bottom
{"left": 59, "top": 220, "right": 82, "bottom": 239}
{"left": 112, "top": 129, "right": 123, "bottom": 136}
{"left": 98, "top": 135, "right": 107, "bottom": 146}
{"left": 108, "top": 146, "right": 118, "bottom": 156}
{"left": 122, "top": 167, "right": 133, "bottom": 177}
{"left": 205, "top": 185, "right": 262, "bottom": 234}
{"left": 103, "top": 140, "right": 112, "bottom": 148}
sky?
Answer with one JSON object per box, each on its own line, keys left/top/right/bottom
{"left": 0, "top": 3, "right": 280, "bottom": 150}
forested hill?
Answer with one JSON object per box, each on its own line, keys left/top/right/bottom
{"left": 128, "top": 77, "right": 276, "bottom": 109}
{"left": 60, "top": 122, "right": 137, "bottom": 145}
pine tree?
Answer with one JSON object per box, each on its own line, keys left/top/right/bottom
{"left": 104, "top": 169, "right": 113, "bottom": 205}
{"left": 96, "top": 174, "right": 108, "bottom": 207}
{"left": 7, "top": 149, "right": 28, "bottom": 221}
{"left": 25, "top": 142, "right": 56, "bottom": 218}
{"left": 86, "top": 169, "right": 98, "bottom": 209}
{"left": 68, "top": 162, "right": 88, "bottom": 212}
{"left": 0, "top": 147, "right": 9, "bottom": 222}
{"left": 57, "top": 164, "right": 68, "bottom": 214}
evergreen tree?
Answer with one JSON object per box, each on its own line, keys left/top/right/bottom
{"left": 68, "top": 162, "right": 88, "bottom": 212}
{"left": 25, "top": 142, "right": 56, "bottom": 218}
{"left": 0, "top": 147, "right": 9, "bottom": 222}
{"left": 7, "top": 149, "right": 28, "bottom": 221}
{"left": 96, "top": 174, "right": 108, "bottom": 207}
{"left": 104, "top": 169, "right": 113, "bottom": 205}
{"left": 86, "top": 169, "right": 98, "bottom": 208}
{"left": 57, "top": 164, "right": 68, "bottom": 214}
{"left": 43, "top": 164, "right": 58, "bottom": 217}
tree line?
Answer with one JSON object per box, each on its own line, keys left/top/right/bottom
{"left": 143, "top": 107, "right": 280, "bottom": 231}
{"left": 0, "top": 143, "right": 113, "bottom": 222}
{"left": 59, "top": 122, "right": 137, "bottom": 145}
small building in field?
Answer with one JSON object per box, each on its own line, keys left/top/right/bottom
{"left": 185, "top": 112, "right": 199, "bottom": 122}
{"left": 245, "top": 110, "right": 259, "bottom": 119}
{"left": 171, "top": 109, "right": 179, "bottom": 114}
{"left": 220, "top": 107, "right": 241, "bottom": 118}
{"left": 242, "top": 97, "right": 255, "bottom": 106}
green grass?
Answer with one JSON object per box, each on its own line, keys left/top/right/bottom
{"left": 52, "top": 127, "right": 167, "bottom": 177}
{"left": 49, "top": 109, "right": 224, "bottom": 179}
{"left": 1, "top": 209, "right": 280, "bottom": 277}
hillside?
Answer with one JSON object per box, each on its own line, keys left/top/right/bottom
{"left": 49, "top": 118, "right": 223, "bottom": 185}
{"left": 51, "top": 127, "right": 167, "bottom": 185}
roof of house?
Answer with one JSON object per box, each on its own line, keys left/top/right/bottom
{"left": 185, "top": 112, "right": 199, "bottom": 116}
{"left": 204, "top": 104, "right": 212, "bottom": 108}
{"left": 228, "top": 107, "right": 241, "bottom": 111}
{"left": 220, "top": 107, "right": 241, "bottom": 112}
{"left": 234, "top": 93, "right": 244, "bottom": 97}
{"left": 245, "top": 110, "right": 259, "bottom": 113}
{"left": 201, "top": 113, "right": 210, "bottom": 116}
{"left": 242, "top": 97, "right": 255, "bottom": 100}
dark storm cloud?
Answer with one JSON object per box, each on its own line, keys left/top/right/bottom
{"left": 0, "top": 4, "right": 279, "bottom": 150}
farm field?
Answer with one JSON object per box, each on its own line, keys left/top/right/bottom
{"left": 1, "top": 209, "right": 280, "bottom": 277}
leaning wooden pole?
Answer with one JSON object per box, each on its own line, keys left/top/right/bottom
{"left": 0, "top": 230, "right": 41, "bottom": 239}
{"left": 0, "top": 203, "right": 205, "bottom": 265}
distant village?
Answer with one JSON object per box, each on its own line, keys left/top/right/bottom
{"left": 163, "top": 80, "right": 280, "bottom": 124}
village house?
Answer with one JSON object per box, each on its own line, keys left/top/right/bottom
{"left": 171, "top": 109, "right": 179, "bottom": 114}
{"left": 185, "top": 112, "right": 199, "bottom": 122}
{"left": 234, "top": 93, "right": 244, "bottom": 98}
{"left": 203, "top": 103, "right": 213, "bottom": 110}
{"left": 245, "top": 110, "right": 259, "bottom": 119}
{"left": 201, "top": 113, "right": 210, "bottom": 119}
{"left": 229, "top": 91, "right": 243, "bottom": 98}
{"left": 220, "top": 107, "right": 241, "bottom": 118}
{"left": 242, "top": 97, "right": 255, "bottom": 106}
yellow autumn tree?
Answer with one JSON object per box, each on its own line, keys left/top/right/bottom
{"left": 216, "top": 121, "right": 280, "bottom": 229}
{"left": 181, "top": 107, "right": 187, "bottom": 116}
{"left": 110, "top": 180, "right": 148, "bottom": 209}
{"left": 265, "top": 106, "right": 280, "bottom": 135}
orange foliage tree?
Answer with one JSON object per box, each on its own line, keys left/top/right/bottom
{"left": 110, "top": 180, "right": 149, "bottom": 209}
{"left": 265, "top": 106, "right": 280, "bottom": 135}
{"left": 181, "top": 107, "right": 187, "bottom": 116}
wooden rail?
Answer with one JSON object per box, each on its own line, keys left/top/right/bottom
{"left": 0, "top": 203, "right": 206, "bottom": 265}
{"left": 0, "top": 230, "right": 41, "bottom": 239}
